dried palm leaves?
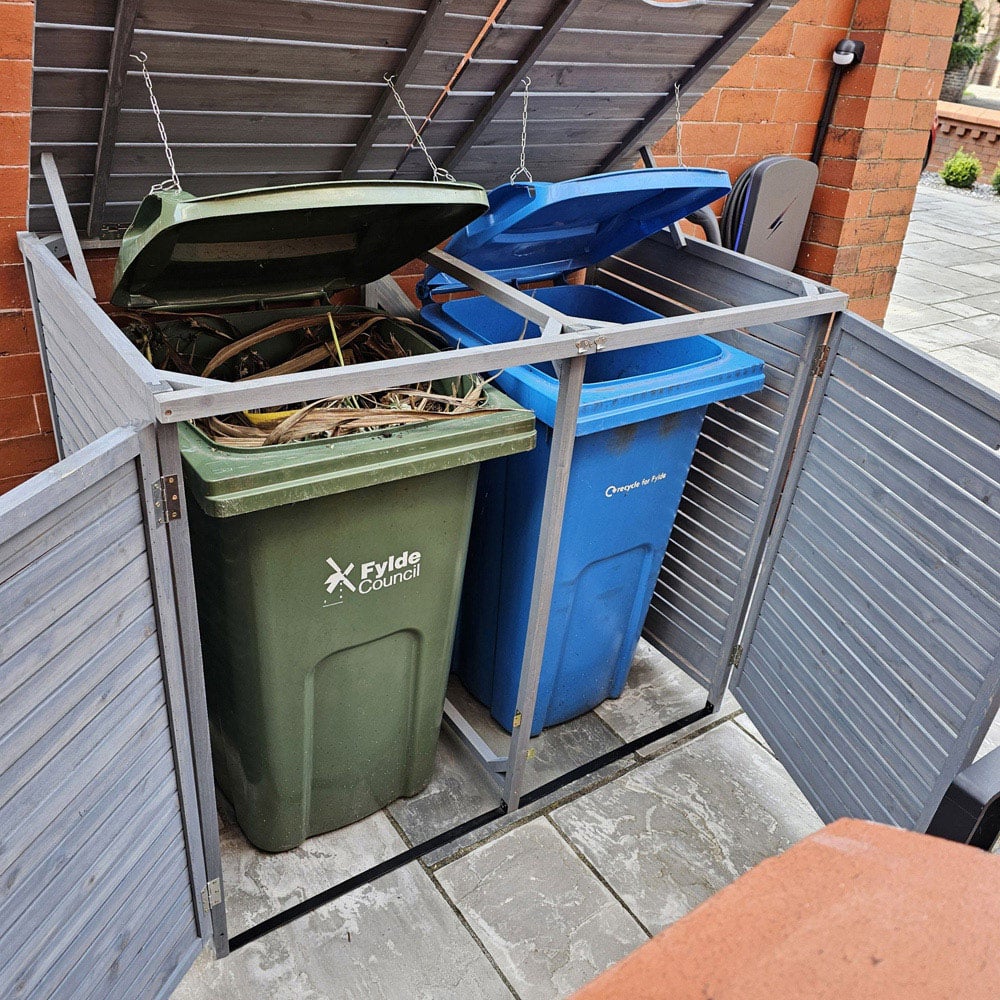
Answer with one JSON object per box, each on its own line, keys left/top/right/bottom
{"left": 118, "top": 307, "right": 496, "bottom": 447}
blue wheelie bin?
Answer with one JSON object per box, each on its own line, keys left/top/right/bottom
{"left": 419, "top": 169, "right": 766, "bottom": 735}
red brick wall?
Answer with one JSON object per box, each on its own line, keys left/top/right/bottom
{"left": 650, "top": 0, "right": 959, "bottom": 325}
{"left": 0, "top": 0, "right": 962, "bottom": 493}
{"left": 927, "top": 100, "right": 1000, "bottom": 178}
{"left": 0, "top": 0, "right": 54, "bottom": 492}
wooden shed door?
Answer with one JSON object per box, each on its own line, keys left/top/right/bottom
{"left": 0, "top": 424, "right": 217, "bottom": 998}
{"left": 734, "top": 312, "right": 1000, "bottom": 830}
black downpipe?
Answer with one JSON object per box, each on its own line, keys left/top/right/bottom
{"left": 811, "top": 38, "right": 865, "bottom": 165}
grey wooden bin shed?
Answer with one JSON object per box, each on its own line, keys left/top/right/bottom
{"left": 5, "top": 1, "right": 1000, "bottom": 996}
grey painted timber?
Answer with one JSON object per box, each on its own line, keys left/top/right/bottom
{"left": 603, "top": 232, "right": 837, "bottom": 706}
{"left": 0, "top": 426, "right": 211, "bottom": 998}
{"left": 734, "top": 311, "right": 1000, "bottom": 830}
{"left": 86, "top": 0, "right": 140, "bottom": 237}
{"left": 27, "top": 0, "right": 788, "bottom": 229}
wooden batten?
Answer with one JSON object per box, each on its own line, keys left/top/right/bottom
{"left": 28, "top": 0, "right": 788, "bottom": 234}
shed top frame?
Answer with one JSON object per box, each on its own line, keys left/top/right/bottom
{"left": 28, "top": 0, "right": 790, "bottom": 237}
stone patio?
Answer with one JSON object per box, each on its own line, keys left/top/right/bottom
{"left": 174, "top": 182, "right": 1000, "bottom": 999}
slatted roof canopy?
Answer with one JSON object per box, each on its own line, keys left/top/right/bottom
{"left": 29, "top": 0, "right": 790, "bottom": 237}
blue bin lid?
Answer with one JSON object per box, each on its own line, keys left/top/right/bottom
{"left": 420, "top": 168, "right": 731, "bottom": 297}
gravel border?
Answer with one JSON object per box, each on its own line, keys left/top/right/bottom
{"left": 919, "top": 170, "right": 998, "bottom": 201}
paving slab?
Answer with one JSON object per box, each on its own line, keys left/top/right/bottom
{"left": 900, "top": 240, "right": 998, "bottom": 267}
{"left": 386, "top": 723, "right": 503, "bottom": 850}
{"left": 933, "top": 343, "right": 1000, "bottom": 385}
{"left": 879, "top": 322, "right": 981, "bottom": 354}
{"left": 947, "top": 311, "right": 1000, "bottom": 340}
{"left": 954, "top": 259, "right": 1000, "bottom": 279}
{"left": 934, "top": 300, "right": 987, "bottom": 319}
{"left": 733, "top": 712, "right": 773, "bottom": 755}
{"left": 966, "top": 337, "right": 1000, "bottom": 359}
{"left": 444, "top": 678, "right": 625, "bottom": 792}
{"left": 435, "top": 817, "right": 647, "bottom": 1000}
{"left": 943, "top": 290, "right": 1000, "bottom": 316}
{"left": 905, "top": 221, "right": 998, "bottom": 250}
{"left": 977, "top": 710, "right": 1000, "bottom": 760}
{"left": 174, "top": 812, "right": 514, "bottom": 1000}
{"left": 594, "top": 639, "right": 738, "bottom": 759}
{"left": 214, "top": 800, "right": 400, "bottom": 936}
{"left": 897, "top": 258, "right": 1000, "bottom": 298}
{"left": 889, "top": 272, "right": 965, "bottom": 304}
{"left": 388, "top": 682, "right": 626, "bottom": 852}
{"left": 550, "top": 722, "right": 822, "bottom": 933}
{"left": 882, "top": 299, "right": 958, "bottom": 332}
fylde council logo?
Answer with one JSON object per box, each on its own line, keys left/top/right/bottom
{"left": 323, "top": 550, "right": 423, "bottom": 607}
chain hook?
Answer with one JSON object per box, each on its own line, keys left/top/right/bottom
{"left": 384, "top": 74, "right": 456, "bottom": 183}
{"left": 131, "top": 51, "right": 181, "bottom": 193}
{"left": 510, "top": 77, "right": 533, "bottom": 184}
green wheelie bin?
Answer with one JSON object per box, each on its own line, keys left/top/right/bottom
{"left": 180, "top": 366, "right": 532, "bottom": 852}
{"left": 110, "top": 181, "right": 535, "bottom": 851}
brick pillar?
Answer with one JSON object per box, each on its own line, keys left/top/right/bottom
{"left": 652, "top": 0, "right": 960, "bottom": 326}
{"left": 0, "top": 0, "right": 56, "bottom": 493}
{"left": 797, "top": 0, "right": 960, "bottom": 322}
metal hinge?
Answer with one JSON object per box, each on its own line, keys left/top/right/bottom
{"left": 575, "top": 336, "right": 607, "bottom": 355}
{"left": 729, "top": 643, "right": 744, "bottom": 670}
{"left": 151, "top": 475, "right": 182, "bottom": 526}
{"left": 811, "top": 343, "right": 830, "bottom": 377}
{"left": 201, "top": 878, "right": 222, "bottom": 913}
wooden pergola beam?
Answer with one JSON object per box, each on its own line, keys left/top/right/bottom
{"left": 598, "top": 0, "right": 773, "bottom": 173}
{"left": 87, "top": 0, "right": 140, "bottom": 238}
{"left": 340, "top": 0, "right": 455, "bottom": 179}
{"left": 440, "top": 0, "right": 584, "bottom": 174}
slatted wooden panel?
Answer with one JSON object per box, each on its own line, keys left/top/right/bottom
{"left": 594, "top": 231, "right": 827, "bottom": 701}
{"left": 29, "top": 0, "right": 502, "bottom": 232}
{"left": 24, "top": 236, "right": 160, "bottom": 455}
{"left": 407, "top": 0, "right": 793, "bottom": 182}
{"left": 0, "top": 427, "right": 205, "bottom": 1000}
{"left": 29, "top": 0, "right": 787, "bottom": 232}
{"left": 736, "top": 313, "right": 1000, "bottom": 830}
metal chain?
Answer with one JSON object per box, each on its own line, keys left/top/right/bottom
{"left": 384, "top": 75, "right": 456, "bottom": 183}
{"left": 674, "top": 82, "right": 685, "bottom": 167}
{"left": 131, "top": 52, "right": 181, "bottom": 193}
{"left": 510, "top": 77, "right": 533, "bottom": 184}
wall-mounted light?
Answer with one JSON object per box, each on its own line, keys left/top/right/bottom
{"left": 832, "top": 38, "right": 865, "bottom": 67}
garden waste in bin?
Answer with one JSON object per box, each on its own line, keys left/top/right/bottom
{"left": 111, "top": 180, "right": 536, "bottom": 852}
{"left": 419, "top": 170, "right": 766, "bottom": 735}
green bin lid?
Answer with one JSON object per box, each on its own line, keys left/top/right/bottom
{"left": 110, "top": 180, "right": 489, "bottom": 310}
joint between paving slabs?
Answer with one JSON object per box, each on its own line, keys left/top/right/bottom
{"left": 428, "top": 866, "right": 525, "bottom": 1000}
{"left": 542, "top": 813, "right": 656, "bottom": 941}
{"left": 732, "top": 713, "right": 776, "bottom": 757}
{"left": 350, "top": 809, "right": 523, "bottom": 998}
{"left": 643, "top": 704, "right": 745, "bottom": 759}
{"left": 370, "top": 699, "right": 747, "bottom": 897}
{"left": 415, "top": 704, "right": 745, "bottom": 874}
